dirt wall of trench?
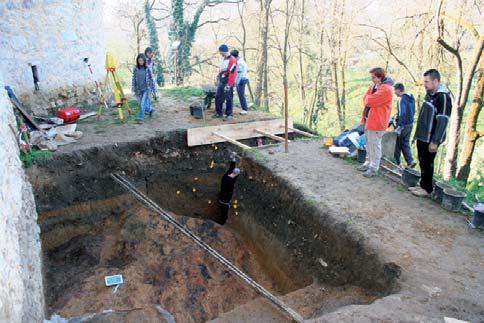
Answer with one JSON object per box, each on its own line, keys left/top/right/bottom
{"left": 28, "top": 130, "right": 399, "bottom": 300}
{"left": 236, "top": 157, "right": 401, "bottom": 295}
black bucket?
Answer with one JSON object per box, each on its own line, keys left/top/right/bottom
{"left": 401, "top": 168, "right": 420, "bottom": 187}
{"left": 441, "top": 188, "right": 466, "bottom": 212}
{"left": 432, "top": 182, "right": 453, "bottom": 203}
{"left": 470, "top": 203, "right": 484, "bottom": 228}
{"left": 357, "top": 149, "right": 366, "bottom": 164}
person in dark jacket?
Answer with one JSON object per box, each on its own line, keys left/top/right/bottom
{"left": 216, "top": 152, "right": 241, "bottom": 225}
{"left": 132, "top": 53, "right": 156, "bottom": 124}
{"left": 213, "top": 44, "right": 238, "bottom": 121}
{"left": 410, "top": 69, "right": 452, "bottom": 197}
{"left": 393, "top": 83, "right": 416, "bottom": 168}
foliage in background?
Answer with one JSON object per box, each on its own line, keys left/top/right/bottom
{"left": 144, "top": 0, "right": 165, "bottom": 86}
{"left": 159, "top": 85, "right": 204, "bottom": 98}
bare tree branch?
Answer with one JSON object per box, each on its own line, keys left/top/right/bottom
{"left": 197, "top": 18, "right": 229, "bottom": 28}
{"left": 359, "top": 23, "right": 418, "bottom": 84}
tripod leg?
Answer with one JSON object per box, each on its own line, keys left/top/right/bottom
{"left": 109, "top": 71, "right": 125, "bottom": 122}
{"left": 117, "top": 103, "right": 125, "bottom": 123}
{"left": 112, "top": 71, "right": 132, "bottom": 115}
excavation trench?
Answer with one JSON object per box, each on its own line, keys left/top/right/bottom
{"left": 29, "top": 131, "right": 400, "bottom": 322}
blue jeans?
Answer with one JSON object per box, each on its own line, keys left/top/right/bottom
{"left": 137, "top": 90, "right": 152, "bottom": 121}
{"left": 394, "top": 124, "right": 414, "bottom": 165}
{"left": 236, "top": 79, "right": 249, "bottom": 111}
{"left": 215, "top": 82, "right": 233, "bottom": 116}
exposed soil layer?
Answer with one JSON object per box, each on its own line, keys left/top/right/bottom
{"left": 41, "top": 197, "right": 307, "bottom": 322}
{"left": 249, "top": 141, "right": 484, "bottom": 323}
{"left": 31, "top": 130, "right": 396, "bottom": 322}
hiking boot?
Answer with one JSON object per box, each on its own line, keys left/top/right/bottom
{"left": 240, "top": 110, "right": 248, "bottom": 115}
{"left": 362, "top": 169, "right": 378, "bottom": 178}
{"left": 357, "top": 164, "right": 369, "bottom": 172}
{"left": 411, "top": 187, "right": 430, "bottom": 197}
{"left": 212, "top": 113, "right": 222, "bottom": 119}
{"left": 408, "top": 162, "right": 417, "bottom": 168}
{"left": 135, "top": 119, "right": 144, "bottom": 124}
{"left": 148, "top": 110, "right": 154, "bottom": 118}
{"left": 224, "top": 115, "right": 233, "bottom": 121}
{"left": 408, "top": 186, "right": 420, "bottom": 191}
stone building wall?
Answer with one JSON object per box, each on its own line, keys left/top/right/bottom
{"left": 0, "top": 0, "right": 105, "bottom": 115}
{"left": 0, "top": 71, "right": 44, "bottom": 322}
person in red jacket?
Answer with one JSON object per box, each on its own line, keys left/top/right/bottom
{"left": 213, "top": 44, "right": 238, "bottom": 121}
{"left": 358, "top": 67, "right": 394, "bottom": 177}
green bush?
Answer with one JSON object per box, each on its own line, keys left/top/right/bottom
{"left": 20, "top": 150, "right": 52, "bottom": 168}
{"left": 160, "top": 86, "right": 204, "bottom": 98}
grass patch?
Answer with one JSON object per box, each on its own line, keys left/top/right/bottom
{"left": 160, "top": 86, "right": 204, "bottom": 98}
{"left": 293, "top": 122, "right": 321, "bottom": 136}
{"left": 250, "top": 150, "right": 269, "bottom": 163}
{"left": 20, "top": 150, "right": 52, "bottom": 168}
{"left": 78, "top": 99, "right": 141, "bottom": 127}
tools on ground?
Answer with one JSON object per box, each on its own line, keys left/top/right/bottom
{"left": 57, "top": 107, "right": 81, "bottom": 123}
{"left": 3, "top": 86, "right": 84, "bottom": 152}
{"left": 5, "top": 86, "right": 42, "bottom": 131}
{"left": 98, "top": 52, "right": 131, "bottom": 123}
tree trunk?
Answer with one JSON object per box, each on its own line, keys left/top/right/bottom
{"left": 438, "top": 1, "right": 483, "bottom": 179}
{"left": 297, "top": 0, "right": 307, "bottom": 123}
{"left": 456, "top": 66, "right": 483, "bottom": 182}
{"left": 332, "top": 62, "right": 344, "bottom": 131}
{"left": 254, "top": 0, "right": 271, "bottom": 111}
{"left": 442, "top": 39, "right": 483, "bottom": 179}
{"left": 237, "top": 2, "right": 255, "bottom": 104}
{"left": 340, "top": 55, "right": 347, "bottom": 127}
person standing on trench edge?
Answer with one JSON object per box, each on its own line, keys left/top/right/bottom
{"left": 358, "top": 67, "right": 394, "bottom": 177}
{"left": 216, "top": 152, "right": 241, "bottom": 225}
{"left": 410, "top": 69, "right": 452, "bottom": 197}
{"left": 393, "top": 82, "right": 416, "bottom": 168}
{"left": 213, "top": 44, "right": 237, "bottom": 121}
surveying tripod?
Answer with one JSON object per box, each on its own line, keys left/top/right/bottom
{"left": 97, "top": 52, "right": 131, "bottom": 123}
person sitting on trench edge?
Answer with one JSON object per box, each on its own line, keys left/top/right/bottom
{"left": 216, "top": 152, "right": 241, "bottom": 225}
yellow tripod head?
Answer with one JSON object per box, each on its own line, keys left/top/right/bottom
{"left": 105, "top": 52, "right": 117, "bottom": 71}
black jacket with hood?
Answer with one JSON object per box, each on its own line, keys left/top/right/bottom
{"left": 415, "top": 84, "right": 452, "bottom": 144}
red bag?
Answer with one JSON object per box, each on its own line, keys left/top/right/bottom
{"left": 57, "top": 107, "right": 80, "bottom": 123}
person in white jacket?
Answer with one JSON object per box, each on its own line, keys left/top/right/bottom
{"left": 230, "top": 50, "right": 249, "bottom": 114}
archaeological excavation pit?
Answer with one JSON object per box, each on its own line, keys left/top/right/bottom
{"left": 28, "top": 131, "right": 401, "bottom": 322}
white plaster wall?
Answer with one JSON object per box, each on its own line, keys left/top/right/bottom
{"left": 0, "top": 71, "right": 45, "bottom": 322}
{"left": 0, "top": 0, "right": 105, "bottom": 114}
{"left": 0, "top": 0, "right": 105, "bottom": 90}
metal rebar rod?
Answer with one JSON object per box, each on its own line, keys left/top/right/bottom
{"left": 110, "top": 173, "right": 304, "bottom": 323}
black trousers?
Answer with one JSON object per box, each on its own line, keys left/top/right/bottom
{"left": 394, "top": 124, "right": 414, "bottom": 165}
{"left": 215, "top": 201, "right": 230, "bottom": 225}
{"left": 215, "top": 82, "right": 233, "bottom": 116}
{"left": 417, "top": 140, "right": 437, "bottom": 193}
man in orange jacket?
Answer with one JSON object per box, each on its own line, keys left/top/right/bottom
{"left": 358, "top": 67, "right": 394, "bottom": 177}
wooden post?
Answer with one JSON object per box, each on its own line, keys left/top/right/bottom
{"left": 284, "top": 79, "right": 289, "bottom": 153}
